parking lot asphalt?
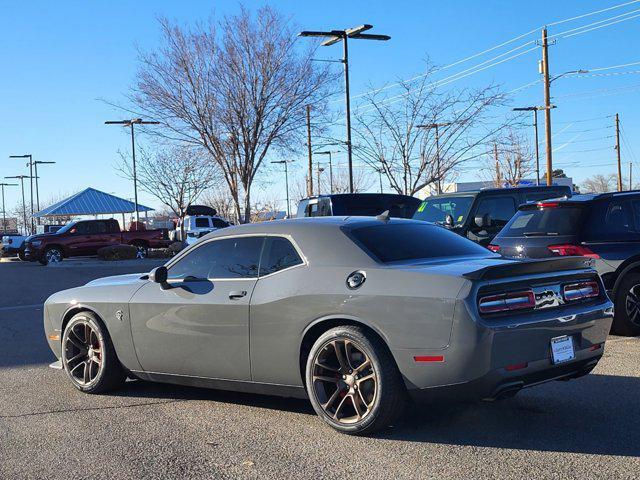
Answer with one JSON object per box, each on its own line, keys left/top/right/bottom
{"left": 1, "top": 260, "right": 639, "bottom": 479}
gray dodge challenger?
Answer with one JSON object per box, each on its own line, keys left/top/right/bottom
{"left": 44, "top": 216, "right": 614, "bottom": 434}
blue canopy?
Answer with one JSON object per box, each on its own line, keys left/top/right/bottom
{"left": 34, "top": 188, "right": 153, "bottom": 218}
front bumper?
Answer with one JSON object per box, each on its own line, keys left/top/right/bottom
{"left": 23, "top": 246, "right": 43, "bottom": 260}
{"left": 395, "top": 299, "right": 614, "bottom": 401}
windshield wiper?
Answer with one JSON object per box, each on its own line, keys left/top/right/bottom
{"left": 522, "top": 231, "right": 559, "bottom": 237}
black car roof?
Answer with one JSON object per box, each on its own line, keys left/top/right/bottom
{"left": 425, "top": 185, "right": 570, "bottom": 198}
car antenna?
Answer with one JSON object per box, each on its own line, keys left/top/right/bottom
{"left": 376, "top": 210, "right": 390, "bottom": 223}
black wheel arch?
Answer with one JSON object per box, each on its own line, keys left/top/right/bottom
{"left": 611, "top": 256, "right": 640, "bottom": 296}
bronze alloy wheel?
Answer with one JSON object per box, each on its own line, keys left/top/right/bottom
{"left": 63, "top": 320, "right": 104, "bottom": 387}
{"left": 312, "top": 339, "right": 378, "bottom": 424}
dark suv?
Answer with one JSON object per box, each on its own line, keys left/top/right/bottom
{"left": 412, "top": 185, "right": 571, "bottom": 246}
{"left": 489, "top": 192, "right": 640, "bottom": 336}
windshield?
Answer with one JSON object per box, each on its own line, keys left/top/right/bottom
{"left": 500, "top": 206, "right": 585, "bottom": 237}
{"left": 412, "top": 196, "right": 474, "bottom": 225}
{"left": 56, "top": 221, "right": 77, "bottom": 234}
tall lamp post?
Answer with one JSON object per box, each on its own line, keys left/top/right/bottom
{"left": 33, "top": 161, "right": 56, "bottom": 214}
{"left": 271, "top": 160, "right": 292, "bottom": 218}
{"left": 299, "top": 25, "right": 390, "bottom": 194}
{"left": 0, "top": 182, "right": 18, "bottom": 232}
{"left": 512, "top": 106, "right": 543, "bottom": 185}
{"left": 105, "top": 118, "right": 159, "bottom": 230}
{"left": 314, "top": 150, "right": 338, "bottom": 193}
{"left": 9, "top": 154, "right": 34, "bottom": 232}
{"left": 5, "top": 175, "right": 30, "bottom": 235}
{"left": 417, "top": 122, "right": 452, "bottom": 194}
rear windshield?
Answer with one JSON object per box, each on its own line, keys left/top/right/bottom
{"left": 348, "top": 223, "right": 490, "bottom": 263}
{"left": 412, "top": 196, "right": 474, "bottom": 225}
{"left": 500, "top": 206, "right": 585, "bottom": 237}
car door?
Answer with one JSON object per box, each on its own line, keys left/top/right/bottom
{"left": 128, "top": 235, "right": 264, "bottom": 380}
{"left": 65, "top": 221, "right": 92, "bottom": 255}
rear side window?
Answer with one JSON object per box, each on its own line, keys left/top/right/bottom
{"left": 475, "top": 196, "right": 516, "bottom": 227}
{"left": 334, "top": 196, "right": 384, "bottom": 216}
{"left": 348, "top": 223, "right": 489, "bottom": 263}
{"left": 212, "top": 218, "right": 229, "bottom": 229}
{"left": 500, "top": 207, "right": 585, "bottom": 237}
{"left": 259, "top": 237, "right": 303, "bottom": 275}
{"left": 584, "top": 200, "right": 638, "bottom": 241}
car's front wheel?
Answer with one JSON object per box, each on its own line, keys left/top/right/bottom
{"left": 40, "top": 246, "right": 63, "bottom": 265}
{"left": 614, "top": 273, "right": 640, "bottom": 336}
{"left": 305, "top": 325, "right": 406, "bottom": 435}
{"left": 61, "top": 312, "right": 126, "bottom": 393}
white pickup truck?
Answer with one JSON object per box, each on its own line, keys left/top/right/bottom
{"left": 1, "top": 234, "right": 27, "bottom": 260}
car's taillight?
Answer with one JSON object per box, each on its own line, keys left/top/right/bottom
{"left": 547, "top": 244, "right": 600, "bottom": 259}
{"left": 563, "top": 281, "right": 599, "bottom": 301}
{"left": 487, "top": 244, "right": 501, "bottom": 253}
{"left": 537, "top": 202, "right": 559, "bottom": 208}
{"left": 479, "top": 290, "right": 535, "bottom": 314}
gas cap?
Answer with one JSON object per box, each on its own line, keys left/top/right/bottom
{"left": 346, "top": 270, "right": 366, "bottom": 290}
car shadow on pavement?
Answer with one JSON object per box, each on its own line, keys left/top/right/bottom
{"left": 111, "top": 372, "right": 640, "bottom": 457}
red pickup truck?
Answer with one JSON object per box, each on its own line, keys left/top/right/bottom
{"left": 24, "top": 219, "right": 171, "bottom": 264}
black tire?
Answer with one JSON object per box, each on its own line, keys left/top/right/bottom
{"left": 61, "top": 312, "right": 126, "bottom": 393}
{"left": 17, "top": 251, "right": 26, "bottom": 261}
{"left": 613, "top": 273, "right": 640, "bottom": 336}
{"left": 305, "top": 325, "right": 406, "bottom": 435}
{"left": 40, "top": 246, "right": 63, "bottom": 265}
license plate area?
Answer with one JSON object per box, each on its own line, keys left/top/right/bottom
{"left": 551, "top": 335, "right": 575, "bottom": 364}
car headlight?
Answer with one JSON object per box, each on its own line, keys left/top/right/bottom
{"left": 31, "top": 240, "right": 42, "bottom": 248}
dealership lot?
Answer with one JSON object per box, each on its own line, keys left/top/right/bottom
{"left": 1, "top": 260, "right": 639, "bottom": 479}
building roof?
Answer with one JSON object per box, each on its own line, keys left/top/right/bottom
{"left": 34, "top": 188, "right": 153, "bottom": 218}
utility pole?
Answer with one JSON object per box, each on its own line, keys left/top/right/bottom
{"left": 541, "top": 27, "right": 553, "bottom": 186}
{"left": 494, "top": 143, "right": 502, "bottom": 187}
{"left": 105, "top": 118, "right": 159, "bottom": 230}
{"left": 417, "top": 122, "right": 451, "bottom": 194}
{"left": 306, "top": 105, "right": 313, "bottom": 197}
{"left": 615, "top": 113, "right": 622, "bottom": 192}
{"left": 299, "top": 25, "right": 390, "bottom": 194}
{"left": 630, "top": 162, "right": 633, "bottom": 191}
{"left": 0, "top": 183, "right": 18, "bottom": 232}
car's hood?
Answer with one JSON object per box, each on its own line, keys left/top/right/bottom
{"left": 27, "top": 232, "right": 58, "bottom": 242}
{"left": 85, "top": 273, "right": 147, "bottom": 287}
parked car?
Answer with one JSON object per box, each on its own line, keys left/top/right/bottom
{"left": 489, "top": 191, "right": 640, "bottom": 336}
{"left": 296, "top": 193, "right": 420, "bottom": 219}
{"left": 176, "top": 215, "right": 231, "bottom": 245}
{"left": 44, "top": 216, "right": 612, "bottom": 435}
{"left": 412, "top": 185, "right": 572, "bottom": 246}
{"left": 1, "top": 233, "right": 27, "bottom": 260}
{"left": 24, "top": 218, "right": 172, "bottom": 265}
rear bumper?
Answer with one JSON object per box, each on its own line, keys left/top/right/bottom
{"left": 395, "top": 299, "right": 614, "bottom": 401}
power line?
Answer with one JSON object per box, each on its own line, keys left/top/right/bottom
{"left": 552, "top": 9, "right": 640, "bottom": 40}
{"left": 547, "top": 0, "right": 640, "bottom": 26}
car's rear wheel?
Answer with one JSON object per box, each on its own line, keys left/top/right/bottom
{"left": 614, "top": 272, "right": 640, "bottom": 336}
{"left": 305, "top": 325, "right": 406, "bottom": 435}
{"left": 17, "top": 251, "right": 26, "bottom": 261}
{"left": 40, "top": 246, "right": 63, "bottom": 265}
{"left": 61, "top": 312, "right": 126, "bottom": 393}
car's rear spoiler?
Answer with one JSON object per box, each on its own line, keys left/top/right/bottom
{"left": 463, "top": 257, "right": 595, "bottom": 280}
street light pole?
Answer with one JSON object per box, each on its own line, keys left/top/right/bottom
{"left": 9, "top": 154, "right": 34, "bottom": 233}
{"left": 5, "top": 176, "right": 29, "bottom": 235}
{"left": 513, "top": 106, "right": 543, "bottom": 185}
{"left": 317, "top": 166, "right": 325, "bottom": 196}
{"left": 33, "top": 161, "right": 56, "bottom": 215}
{"left": 0, "top": 183, "right": 18, "bottom": 232}
{"left": 105, "top": 118, "right": 159, "bottom": 230}
{"left": 299, "top": 25, "right": 390, "bottom": 194}
{"left": 314, "top": 151, "right": 338, "bottom": 193}
{"left": 271, "top": 160, "right": 292, "bottom": 218}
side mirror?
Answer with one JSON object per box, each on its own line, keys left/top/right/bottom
{"left": 149, "top": 266, "right": 168, "bottom": 284}
{"left": 474, "top": 213, "right": 492, "bottom": 228}
{"left": 444, "top": 214, "right": 454, "bottom": 227}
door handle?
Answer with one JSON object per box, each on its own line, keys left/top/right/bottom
{"left": 229, "top": 290, "right": 247, "bottom": 300}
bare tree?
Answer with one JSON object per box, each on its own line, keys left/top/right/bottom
{"left": 201, "top": 189, "right": 237, "bottom": 222}
{"left": 117, "top": 146, "right": 219, "bottom": 234}
{"left": 318, "top": 166, "right": 374, "bottom": 195}
{"left": 352, "top": 65, "right": 509, "bottom": 196}
{"left": 581, "top": 174, "right": 622, "bottom": 193}
{"left": 487, "top": 130, "right": 534, "bottom": 187}
{"left": 130, "top": 7, "right": 336, "bottom": 222}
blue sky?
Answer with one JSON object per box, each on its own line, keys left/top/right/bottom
{"left": 0, "top": 0, "right": 639, "bottom": 213}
